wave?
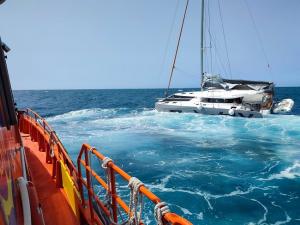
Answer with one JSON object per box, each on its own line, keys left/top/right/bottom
{"left": 176, "top": 206, "right": 193, "bottom": 215}
{"left": 247, "top": 200, "right": 291, "bottom": 225}
{"left": 47, "top": 108, "right": 238, "bottom": 146}
{"left": 250, "top": 198, "right": 268, "bottom": 225}
{"left": 147, "top": 172, "right": 278, "bottom": 210}
{"left": 46, "top": 108, "right": 300, "bottom": 170}
{"left": 43, "top": 108, "right": 300, "bottom": 225}
{"left": 48, "top": 107, "right": 300, "bottom": 130}
{"left": 47, "top": 108, "right": 132, "bottom": 121}
{"left": 259, "top": 161, "right": 300, "bottom": 181}
{"left": 270, "top": 202, "right": 291, "bottom": 225}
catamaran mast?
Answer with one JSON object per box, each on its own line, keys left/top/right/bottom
{"left": 200, "top": 0, "right": 205, "bottom": 90}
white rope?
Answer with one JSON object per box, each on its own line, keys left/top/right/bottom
{"left": 128, "top": 177, "right": 144, "bottom": 225}
{"left": 154, "top": 202, "right": 170, "bottom": 225}
{"left": 89, "top": 146, "right": 96, "bottom": 152}
{"left": 102, "top": 157, "right": 113, "bottom": 169}
{"left": 102, "top": 157, "right": 113, "bottom": 201}
{"left": 49, "top": 131, "right": 55, "bottom": 158}
{"left": 100, "top": 156, "right": 113, "bottom": 205}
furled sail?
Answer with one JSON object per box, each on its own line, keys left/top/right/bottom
{"left": 202, "top": 74, "right": 274, "bottom": 93}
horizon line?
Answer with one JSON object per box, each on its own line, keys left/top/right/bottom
{"left": 13, "top": 85, "right": 300, "bottom": 91}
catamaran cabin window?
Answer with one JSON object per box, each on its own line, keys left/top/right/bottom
{"left": 163, "top": 95, "right": 193, "bottom": 102}
{"left": 201, "top": 98, "right": 242, "bottom": 104}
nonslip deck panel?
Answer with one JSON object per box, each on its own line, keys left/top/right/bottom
{"left": 22, "top": 134, "right": 80, "bottom": 225}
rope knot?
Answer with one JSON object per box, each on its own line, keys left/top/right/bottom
{"left": 88, "top": 146, "right": 96, "bottom": 153}
{"left": 154, "top": 202, "right": 170, "bottom": 225}
{"left": 101, "top": 157, "right": 113, "bottom": 169}
{"left": 128, "top": 177, "right": 144, "bottom": 192}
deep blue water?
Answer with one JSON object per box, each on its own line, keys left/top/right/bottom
{"left": 14, "top": 87, "right": 300, "bottom": 225}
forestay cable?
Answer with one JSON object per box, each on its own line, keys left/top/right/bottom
{"left": 217, "top": 0, "right": 232, "bottom": 77}
{"left": 158, "top": 0, "right": 180, "bottom": 81}
{"left": 244, "top": 0, "right": 272, "bottom": 77}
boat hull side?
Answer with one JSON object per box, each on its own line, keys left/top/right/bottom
{"left": 155, "top": 102, "right": 263, "bottom": 118}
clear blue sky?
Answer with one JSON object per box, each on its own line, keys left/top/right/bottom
{"left": 1, "top": 0, "right": 300, "bottom": 89}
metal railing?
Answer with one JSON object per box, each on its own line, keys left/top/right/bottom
{"left": 18, "top": 108, "right": 192, "bottom": 225}
{"left": 77, "top": 144, "right": 192, "bottom": 225}
{"left": 19, "top": 109, "right": 77, "bottom": 186}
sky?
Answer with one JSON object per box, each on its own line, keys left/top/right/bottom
{"left": 0, "top": 0, "right": 300, "bottom": 90}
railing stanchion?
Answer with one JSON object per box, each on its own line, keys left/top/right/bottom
{"left": 43, "top": 120, "right": 46, "bottom": 134}
{"left": 55, "top": 161, "right": 63, "bottom": 188}
{"left": 110, "top": 168, "right": 118, "bottom": 223}
{"left": 52, "top": 157, "right": 57, "bottom": 179}
{"left": 84, "top": 147, "right": 94, "bottom": 222}
{"left": 77, "top": 148, "right": 85, "bottom": 207}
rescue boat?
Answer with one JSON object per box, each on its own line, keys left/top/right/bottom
{"left": 0, "top": 23, "right": 192, "bottom": 225}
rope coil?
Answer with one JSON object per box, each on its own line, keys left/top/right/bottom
{"left": 128, "top": 177, "right": 144, "bottom": 225}
{"left": 154, "top": 202, "right": 170, "bottom": 225}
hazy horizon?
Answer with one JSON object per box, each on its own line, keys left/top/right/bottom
{"left": 13, "top": 85, "right": 300, "bottom": 91}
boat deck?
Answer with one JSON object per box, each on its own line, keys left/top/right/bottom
{"left": 22, "top": 133, "right": 80, "bottom": 225}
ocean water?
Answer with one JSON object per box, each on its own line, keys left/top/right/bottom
{"left": 14, "top": 88, "right": 300, "bottom": 225}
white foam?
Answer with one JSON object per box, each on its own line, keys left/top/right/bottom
{"left": 48, "top": 108, "right": 235, "bottom": 137}
{"left": 251, "top": 198, "right": 268, "bottom": 224}
{"left": 270, "top": 202, "right": 291, "bottom": 225}
{"left": 177, "top": 206, "right": 193, "bottom": 215}
{"left": 47, "top": 109, "right": 300, "bottom": 152}
{"left": 148, "top": 174, "right": 276, "bottom": 210}
{"left": 196, "top": 212, "right": 203, "bottom": 220}
{"left": 174, "top": 204, "right": 204, "bottom": 220}
{"left": 259, "top": 161, "right": 300, "bottom": 181}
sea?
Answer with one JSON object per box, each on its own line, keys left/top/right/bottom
{"left": 14, "top": 87, "right": 300, "bottom": 225}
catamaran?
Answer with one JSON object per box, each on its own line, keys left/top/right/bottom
{"left": 155, "top": 0, "right": 294, "bottom": 118}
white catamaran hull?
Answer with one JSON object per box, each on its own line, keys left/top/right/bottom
{"left": 155, "top": 89, "right": 277, "bottom": 118}
{"left": 155, "top": 101, "right": 264, "bottom": 118}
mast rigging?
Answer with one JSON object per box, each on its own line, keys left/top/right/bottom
{"left": 200, "top": 0, "right": 205, "bottom": 89}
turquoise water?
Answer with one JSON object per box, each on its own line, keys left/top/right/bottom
{"left": 14, "top": 88, "right": 300, "bottom": 224}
